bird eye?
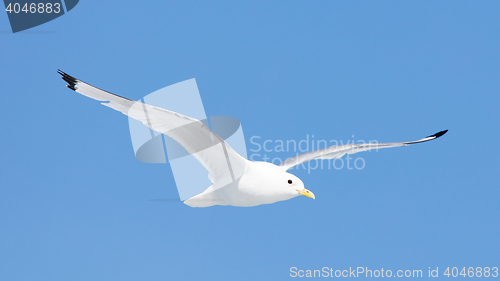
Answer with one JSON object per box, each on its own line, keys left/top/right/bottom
{"left": 288, "top": 180, "right": 293, "bottom": 184}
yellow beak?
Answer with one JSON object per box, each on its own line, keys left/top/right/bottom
{"left": 297, "top": 189, "right": 315, "bottom": 199}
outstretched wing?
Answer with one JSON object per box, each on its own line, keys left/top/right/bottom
{"left": 58, "top": 70, "right": 248, "bottom": 183}
{"left": 278, "top": 130, "right": 448, "bottom": 171}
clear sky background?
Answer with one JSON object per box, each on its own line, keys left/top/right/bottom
{"left": 1, "top": 1, "right": 499, "bottom": 280}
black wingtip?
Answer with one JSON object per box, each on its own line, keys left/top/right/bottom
{"left": 428, "top": 129, "right": 448, "bottom": 139}
{"left": 57, "top": 69, "right": 77, "bottom": 91}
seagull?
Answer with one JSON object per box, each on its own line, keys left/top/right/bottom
{"left": 58, "top": 70, "right": 448, "bottom": 208}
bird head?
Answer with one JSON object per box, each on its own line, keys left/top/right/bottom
{"left": 245, "top": 162, "right": 315, "bottom": 204}
{"left": 282, "top": 172, "right": 315, "bottom": 200}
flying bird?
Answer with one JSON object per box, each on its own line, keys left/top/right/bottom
{"left": 58, "top": 70, "right": 448, "bottom": 207}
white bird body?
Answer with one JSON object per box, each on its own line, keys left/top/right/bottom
{"left": 185, "top": 161, "right": 304, "bottom": 207}
{"left": 58, "top": 70, "right": 447, "bottom": 208}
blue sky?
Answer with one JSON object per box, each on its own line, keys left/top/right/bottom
{"left": 1, "top": 1, "right": 499, "bottom": 280}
